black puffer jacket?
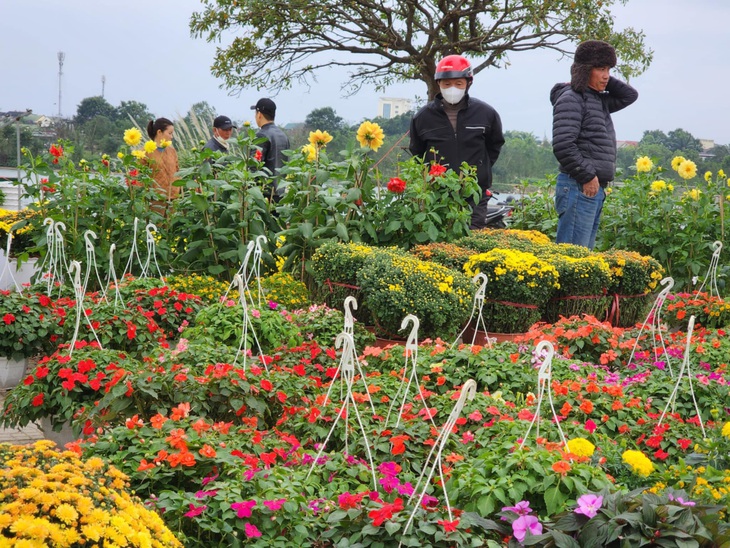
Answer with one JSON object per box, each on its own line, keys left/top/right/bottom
{"left": 409, "top": 95, "right": 504, "bottom": 190}
{"left": 551, "top": 77, "right": 638, "bottom": 186}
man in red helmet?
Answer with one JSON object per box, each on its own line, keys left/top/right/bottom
{"left": 409, "top": 54, "right": 505, "bottom": 229}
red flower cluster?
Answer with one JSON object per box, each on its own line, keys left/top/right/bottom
{"left": 254, "top": 149, "right": 263, "bottom": 162}
{"left": 387, "top": 177, "right": 406, "bottom": 194}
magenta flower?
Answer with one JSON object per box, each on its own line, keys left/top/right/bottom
{"left": 502, "top": 500, "right": 532, "bottom": 516}
{"left": 244, "top": 522, "right": 262, "bottom": 538}
{"left": 194, "top": 489, "right": 218, "bottom": 499}
{"left": 512, "top": 515, "right": 542, "bottom": 542}
{"left": 263, "top": 498, "right": 287, "bottom": 511}
{"left": 268, "top": 300, "right": 278, "bottom": 310}
{"left": 231, "top": 500, "right": 257, "bottom": 518}
{"left": 574, "top": 494, "right": 603, "bottom": 518}
{"left": 668, "top": 494, "right": 696, "bottom": 506}
{"left": 420, "top": 493, "right": 439, "bottom": 508}
{"left": 584, "top": 419, "right": 597, "bottom": 433}
{"left": 378, "top": 462, "right": 400, "bottom": 477}
{"left": 396, "top": 482, "right": 414, "bottom": 496}
{"left": 184, "top": 503, "right": 207, "bottom": 518}
{"left": 379, "top": 475, "right": 400, "bottom": 493}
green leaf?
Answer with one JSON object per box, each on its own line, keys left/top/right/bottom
{"left": 544, "top": 485, "right": 567, "bottom": 516}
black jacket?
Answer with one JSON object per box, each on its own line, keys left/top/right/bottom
{"left": 409, "top": 94, "right": 504, "bottom": 190}
{"left": 203, "top": 137, "right": 228, "bottom": 153}
{"left": 551, "top": 77, "right": 638, "bottom": 186}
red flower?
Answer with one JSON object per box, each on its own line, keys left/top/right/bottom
{"left": 260, "top": 379, "right": 273, "bottom": 391}
{"left": 3, "top": 313, "right": 15, "bottom": 325}
{"left": 254, "top": 149, "right": 263, "bottom": 162}
{"left": 368, "top": 497, "right": 404, "bottom": 527}
{"left": 126, "top": 321, "right": 137, "bottom": 339}
{"left": 49, "top": 144, "right": 63, "bottom": 158}
{"left": 429, "top": 164, "right": 447, "bottom": 177}
{"left": 677, "top": 438, "right": 692, "bottom": 450}
{"left": 31, "top": 393, "right": 44, "bottom": 407}
{"left": 386, "top": 177, "right": 406, "bottom": 193}
{"left": 437, "top": 519, "right": 459, "bottom": 533}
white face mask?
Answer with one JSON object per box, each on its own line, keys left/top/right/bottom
{"left": 440, "top": 86, "right": 466, "bottom": 105}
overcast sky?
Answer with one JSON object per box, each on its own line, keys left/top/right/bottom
{"left": 1, "top": 0, "right": 727, "bottom": 144}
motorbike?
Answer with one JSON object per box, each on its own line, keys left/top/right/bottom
{"left": 484, "top": 189, "right": 516, "bottom": 228}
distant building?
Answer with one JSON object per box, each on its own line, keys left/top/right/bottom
{"left": 378, "top": 97, "right": 412, "bottom": 119}
{"left": 616, "top": 140, "right": 639, "bottom": 148}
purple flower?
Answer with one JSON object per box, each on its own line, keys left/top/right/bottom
{"left": 420, "top": 493, "right": 438, "bottom": 508}
{"left": 379, "top": 475, "right": 400, "bottom": 493}
{"left": 396, "top": 482, "right": 414, "bottom": 496}
{"left": 231, "top": 500, "right": 257, "bottom": 518}
{"left": 378, "top": 461, "right": 400, "bottom": 477}
{"left": 502, "top": 500, "right": 532, "bottom": 516}
{"left": 574, "top": 494, "right": 603, "bottom": 518}
{"left": 668, "top": 494, "right": 696, "bottom": 506}
{"left": 268, "top": 300, "right": 278, "bottom": 310}
{"left": 513, "top": 515, "right": 542, "bottom": 542}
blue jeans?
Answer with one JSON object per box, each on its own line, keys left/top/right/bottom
{"left": 554, "top": 173, "right": 605, "bottom": 250}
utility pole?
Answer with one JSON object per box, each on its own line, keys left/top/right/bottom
{"left": 57, "top": 51, "right": 65, "bottom": 117}
{"left": 15, "top": 109, "right": 32, "bottom": 209}
{"left": 101, "top": 75, "right": 106, "bottom": 98}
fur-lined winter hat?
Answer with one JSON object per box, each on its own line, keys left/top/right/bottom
{"left": 570, "top": 40, "right": 617, "bottom": 92}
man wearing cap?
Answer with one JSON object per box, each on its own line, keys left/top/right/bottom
{"left": 551, "top": 40, "right": 638, "bottom": 249}
{"left": 251, "top": 98, "right": 290, "bottom": 201}
{"left": 409, "top": 54, "right": 504, "bottom": 230}
{"left": 203, "top": 115, "right": 237, "bottom": 153}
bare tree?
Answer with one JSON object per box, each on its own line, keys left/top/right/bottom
{"left": 190, "top": 0, "right": 652, "bottom": 99}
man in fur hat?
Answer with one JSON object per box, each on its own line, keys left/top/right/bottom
{"left": 551, "top": 40, "right": 638, "bottom": 249}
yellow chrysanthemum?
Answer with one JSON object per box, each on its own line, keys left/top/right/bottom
{"left": 635, "top": 156, "right": 653, "bottom": 172}
{"left": 671, "top": 156, "right": 686, "bottom": 171}
{"left": 159, "top": 139, "right": 172, "bottom": 149}
{"left": 704, "top": 171, "right": 713, "bottom": 182}
{"left": 650, "top": 180, "right": 667, "bottom": 193}
{"left": 356, "top": 120, "right": 385, "bottom": 151}
{"left": 567, "top": 438, "right": 595, "bottom": 457}
{"left": 622, "top": 449, "right": 654, "bottom": 477}
{"left": 301, "top": 143, "right": 317, "bottom": 162}
{"left": 719, "top": 169, "right": 726, "bottom": 178}
{"left": 308, "top": 130, "right": 333, "bottom": 148}
{"left": 722, "top": 421, "right": 730, "bottom": 438}
{"left": 143, "top": 140, "right": 157, "bottom": 154}
{"left": 117, "top": 151, "right": 124, "bottom": 159}
{"left": 131, "top": 150, "right": 146, "bottom": 160}
{"left": 677, "top": 159, "right": 697, "bottom": 180}
{"left": 123, "top": 128, "right": 142, "bottom": 146}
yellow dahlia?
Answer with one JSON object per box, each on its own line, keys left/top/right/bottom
{"left": 308, "top": 130, "right": 333, "bottom": 148}
{"left": 671, "top": 156, "right": 686, "bottom": 171}
{"left": 123, "top": 128, "right": 142, "bottom": 147}
{"left": 301, "top": 143, "right": 317, "bottom": 162}
{"left": 677, "top": 159, "right": 697, "bottom": 180}
{"left": 650, "top": 180, "right": 667, "bottom": 193}
{"left": 567, "top": 437, "right": 595, "bottom": 457}
{"left": 635, "top": 156, "right": 653, "bottom": 172}
{"left": 131, "top": 150, "right": 146, "bottom": 160}
{"left": 356, "top": 120, "right": 385, "bottom": 151}
{"left": 143, "top": 140, "right": 157, "bottom": 154}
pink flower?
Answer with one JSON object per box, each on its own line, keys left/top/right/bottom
{"left": 184, "top": 503, "right": 207, "bottom": 518}
{"left": 512, "top": 515, "right": 542, "bottom": 542}
{"left": 502, "top": 500, "right": 532, "bottom": 516}
{"left": 263, "top": 498, "right": 287, "bottom": 511}
{"left": 252, "top": 309, "right": 261, "bottom": 318}
{"left": 231, "top": 500, "right": 257, "bottom": 518}
{"left": 584, "top": 419, "right": 597, "bottom": 433}
{"left": 574, "top": 494, "right": 603, "bottom": 518}
{"left": 244, "top": 522, "right": 262, "bottom": 538}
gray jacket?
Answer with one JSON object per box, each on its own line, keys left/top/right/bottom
{"left": 256, "top": 122, "right": 289, "bottom": 177}
{"left": 551, "top": 77, "right": 638, "bottom": 186}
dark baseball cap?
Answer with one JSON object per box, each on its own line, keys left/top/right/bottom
{"left": 213, "top": 115, "right": 236, "bottom": 130}
{"left": 250, "top": 98, "right": 276, "bottom": 118}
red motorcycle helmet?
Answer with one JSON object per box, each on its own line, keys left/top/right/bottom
{"left": 435, "top": 55, "right": 473, "bottom": 81}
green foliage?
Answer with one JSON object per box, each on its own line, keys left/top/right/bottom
{"left": 600, "top": 160, "right": 730, "bottom": 292}
{"left": 289, "top": 304, "right": 375, "bottom": 350}
{"left": 0, "top": 290, "right": 63, "bottom": 360}
{"left": 508, "top": 176, "right": 559, "bottom": 238}
{"left": 189, "top": 0, "right": 652, "bottom": 99}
